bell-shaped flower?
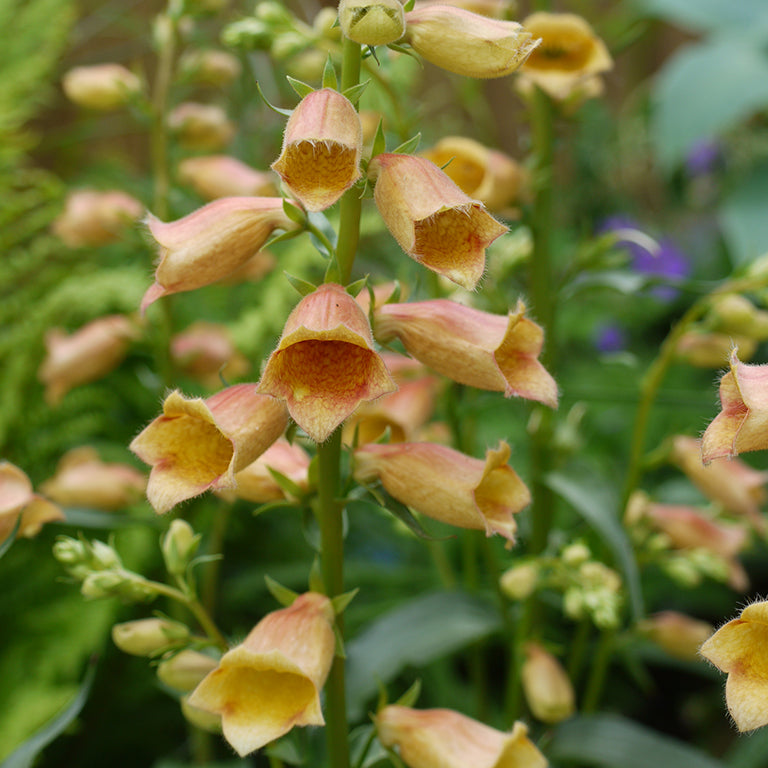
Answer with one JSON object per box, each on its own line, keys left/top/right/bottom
{"left": 521, "top": 643, "right": 576, "bottom": 723}
{"left": 402, "top": 5, "right": 540, "bottom": 79}
{"left": 420, "top": 136, "right": 524, "bottom": 212}
{"left": 637, "top": 611, "right": 713, "bottom": 662}
{"left": 700, "top": 600, "right": 768, "bottom": 731}
{"left": 188, "top": 592, "right": 336, "bottom": 756}
{"left": 354, "top": 441, "right": 530, "bottom": 544}
{"left": 0, "top": 462, "right": 64, "bottom": 545}
{"left": 171, "top": 321, "right": 250, "bottom": 389}
{"left": 178, "top": 49, "right": 242, "bottom": 87}
{"left": 702, "top": 351, "right": 768, "bottom": 462}
{"left": 517, "top": 13, "right": 612, "bottom": 101}
{"left": 370, "top": 153, "right": 507, "bottom": 289}
{"left": 257, "top": 283, "right": 397, "bottom": 443}
{"left": 376, "top": 706, "right": 547, "bottom": 768}
{"left": 675, "top": 330, "right": 756, "bottom": 368}
{"left": 130, "top": 385, "right": 288, "bottom": 513}
{"left": 39, "top": 314, "right": 139, "bottom": 405}
{"left": 375, "top": 298, "right": 557, "bottom": 407}
{"left": 40, "top": 446, "right": 146, "bottom": 511}
{"left": 141, "top": 197, "right": 297, "bottom": 312}
{"left": 52, "top": 189, "right": 143, "bottom": 247}
{"left": 61, "top": 63, "right": 141, "bottom": 110}
{"left": 338, "top": 0, "right": 405, "bottom": 46}
{"left": 168, "top": 102, "right": 235, "bottom": 151}
{"left": 177, "top": 155, "right": 278, "bottom": 200}
{"left": 670, "top": 435, "right": 767, "bottom": 534}
{"left": 271, "top": 88, "right": 362, "bottom": 211}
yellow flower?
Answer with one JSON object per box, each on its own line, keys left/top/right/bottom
{"left": 257, "top": 283, "right": 397, "bottom": 443}
{"left": 518, "top": 13, "right": 612, "bottom": 101}
{"left": 376, "top": 706, "right": 547, "bottom": 768}
{"left": 700, "top": 600, "right": 768, "bottom": 731}
{"left": 402, "top": 5, "right": 540, "bottom": 79}
{"left": 370, "top": 153, "right": 507, "bottom": 289}
{"left": 521, "top": 643, "right": 575, "bottom": 724}
{"left": 374, "top": 298, "right": 558, "bottom": 407}
{"left": 338, "top": 0, "right": 406, "bottom": 46}
{"left": 130, "top": 385, "right": 288, "bottom": 513}
{"left": 0, "top": 462, "right": 63, "bottom": 545}
{"left": 188, "top": 592, "right": 336, "bottom": 755}
{"left": 271, "top": 88, "right": 362, "bottom": 211}
{"left": 354, "top": 441, "right": 530, "bottom": 544}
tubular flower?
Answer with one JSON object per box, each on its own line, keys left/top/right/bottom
{"left": 700, "top": 600, "right": 768, "bottom": 731}
{"left": 177, "top": 156, "right": 278, "bottom": 200}
{"left": 188, "top": 592, "right": 336, "bottom": 756}
{"left": 257, "top": 283, "right": 397, "bottom": 443}
{"left": 40, "top": 446, "right": 146, "bottom": 511}
{"left": 702, "top": 351, "right": 768, "bottom": 462}
{"left": 271, "top": 88, "right": 362, "bottom": 211}
{"left": 354, "top": 441, "right": 530, "bottom": 544}
{"left": 62, "top": 63, "right": 141, "bottom": 110}
{"left": 402, "top": 5, "right": 540, "bottom": 79}
{"left": 370, "top": 153, "right": 507, "bottom": 289}
{"left": 420, "top": 136, "right": 524, "bottom": 212}
{"left": 52, "top": 189, "right": 143, "bottom": 248}
{"left": 141, "top": 197, "right": 297, "bottom": 312}
{"left": 338, "top": 0, "right": 406, "bottom": 46}
{"left": 0, "top": 462, "right": 64, "bottom": 545}
{"left": 669, "top": 435, "right": 767, "bottom": 535}
{"left": 375, "top": 298, "right": 557, "bottom": 407}
{"left": 638, "top": 611, "right": 713, "bottom": 662}
{"left": 39, "top": 315, "right": 139, "bottom": 405}
{"left": 521, "top": 643, "right": 576, "bottom": 724}
{"left": 168, "top": 102, "right": 235, "bottom": 151}
{"left": 518, "top": 13, "right": 612, "bottom": 101}
{"left": 130, "top": 385, "right": 288, "bottom": 513}
{"left": 376, "top": 706, "right": 547, "bottom": 768}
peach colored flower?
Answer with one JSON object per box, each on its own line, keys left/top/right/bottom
{"left": 702, "top": 351, "right": 768, "bottom": 462}
{"left": 257, "top": 283, "right": 397, "bottom": 443}
{"left": 675, "top": 331, "right": 756, "bottom": 368}
{"left": 354, "top": 441, "right": 530, "bottom": 544}
{"left": 0, "top": 462, "right": 63, "bottom": 545}
{"left": 39, "top": 315, "right": 139, "bottom": 405}
{"left": 271, "top": 88, "right": 362, "bottom": 211}
{"left": 141, "top": 197, "right": 296, "bottom": 312}
{"left": 376, "top": 706, "right": 547, "bottom": 768}
{"left": 168, "top": 102, "right": 235, "bottom": 151}
{"left": 130, "top": 385, "right": 288, "bottom": 513}
{"left": 638, "top": 611, "right": 713, "bottom": 661}
{"left": 177, "top": 156, "right": 278, "bottom": 200}
{"left": 189, "top": 592, "right": 335, "bottom": 755}
{"left": 521, "top": 643, "right": 575, "bottom": 723}
{"left": 371, "top": 153, "right": 507, "bottom": 289}
{"left": 171, "top": 321, "right": 250, "bottom": 389}
{"left": 52, "top": 189, "right": 143, "bottom": 248}
{"left": 700, "top": 600, "right": 768, "bottom": 731}
{"left": 375, "top": 298, "right": 557, "bottom": 407}
{"left": 40, "top": 446, "right": 146, "bottom": 510}
{"left": 62, "top": 63, "right": 141, "bottom": 109}
{"left": 402, "top": 5, "right": 540, "bottom": 79}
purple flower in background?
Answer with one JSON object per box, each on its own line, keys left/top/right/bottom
{"left": 685, "top": 139, "right": 722, "bottom": 178}
{"left": 595, "top": 324, "right": 626, "bottom": 353}
{"left": 599, "top": 215, "right": 690, "bottom": 301}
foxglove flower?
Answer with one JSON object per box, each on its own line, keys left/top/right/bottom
{"left": 0, "top": 462, "right": 63, "bottom": 545}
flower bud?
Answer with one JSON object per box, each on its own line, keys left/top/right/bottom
{"left": 179, "top": 49, "right": 241, "bottom": 86}
{"left": 561, "top": 541, "right": 591, "bottom": 567}
{"left": 170, "top": 321, "right": 250, "bottom": 387}
{"left": 338, "top": 0, "right": 406, "bottom": 46}
{"left": 674, "top": 330, "right": 756, "bottom": 368}
{"left": 158, "top": 649, "right": 218, "bottom": 692}
{"left": 62, "top": 63, "right": 141, "bottom": 109}
{"left": 162, "top": 519, "right": 201, "bottom": 576}
{"left": 89, "top": 539, "right": 123, "bottom": 571}
{"left": 521, "top": 643, "right": 576, "bottom": 723}
{"left": 52, "top": 536, "right": 88, "bottom": 566}
{"left": 638, "top": 611, "right": 713, "bottom": 661}
{"left": 168, "top": 103, "right": 235, "bottom": 151}
{"left": 112, "top": 617, "right": 190, "bottom": 656}
{"left": 52, "top": 189, "right": 143, "bottom": 248}
{"left": 81, "top": 570, "right": 124, "bottom": 599}
{"left": 499, "top": 562, "right": 538, "bottom": 600}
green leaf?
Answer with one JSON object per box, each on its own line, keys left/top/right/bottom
{"left": 255, "top": 80, "right": 294, "bottom": 117}
{"left": 60, "top": 508, "right": 151, "bottom": 529}
{"left": 393, "top": 679, "right": 421, "bottom": 708}
{"left": 283, "top": 198, "right": 307, "bottom": 225}
{"left": 321, "top": 55, "right": 338, "bottom": 90}
{"left": 345, "top": 591, "right": 501, "bottom": 718}
{"left": 640, "top": 0, "right": 768, "bottom": 36}
{"left": 392, "top": 132, "right": 421, "bottom": 156}
{"left": 725, "top": 722, "right": 768, "bottom": 768}
{"left": 331, "top": 587, "right": 359, "bottom": 616}
{"left": 720, "top": 161, "right": 768, "bottom": 266}
{"left": 284, "top": 272, "right": 318, "bottom": 296}
{"left": 1, "top": 657, "right": 97, "bottom": 768}
{"left": 264, "top": 575, "right": 299, "bottom": 606}
{"left": 346, "top": 276, "right": 369, "bottom": 297}
{"left": 545, "top": 470, "right": 644, "bottom": 621}
{"left": 343, "top": 80, "right": 370, "bottom": 107}
{"left": 652, "top": 37, "right": 768, "bottom": 169}
{"left": 286, "top": 75, "right": 315, "bottom": 99}
{"left": 0, "top": 514, "right": 20, "bottom": 559}
{"left": 548, "top": 714, "right": 727, "bottom": 768}
{"left": 371, "top": 118, "right": 386, "bottom": 159}
{"left": 266, "top": 466, "right": 306, "bottom": 500}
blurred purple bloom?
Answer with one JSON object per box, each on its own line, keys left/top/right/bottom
{"left": 685, "top": 139, "right": 722, "bottom": 177}
{"left": 595, "top": 324, "right": 626, "bottom": 353}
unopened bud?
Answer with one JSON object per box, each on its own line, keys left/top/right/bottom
{"left": 62, "top": 63, "right": 141, "bottom": 110}
{"left": 338, "top": 0, "right": 406, "bottom": 46}
{"left": 89, "top": 539, "right": 123, "bottom": 570}
{"left": 53, "top": 536, "right": 88, "bottom": 566}
{"left": 81, "top": 570, "right": 123, "bottom": 599}
{"left": 168, "top": 103, "right": 235, "bottom": 151}
{"left": 179, "top": 49, "right": 241, "bottom": 86}
{"left": 157, "top": 649, "right": 219, "bottom": 692}
{"left": 112, "top": 618, "right": 190, "bottom": 656}
{"left": 499, "top": 563, "right": 538, "bottom": 600}
{"left": 561, "top": 542, "right": 590, "bottom": 567}
{"left": 162, "top": 519, "right": 201, "bottom": 576}
{"left": 521, "top": 643, "right": 576, "bottom": 723}
{"left": 221, "top": 18, "right": 273, "bottom": 50}
{"left": 638, "top": 611, "right": 713, "bottom": 661}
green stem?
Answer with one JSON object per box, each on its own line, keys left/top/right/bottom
{"left": 566, "top": 617, "right": 591, "bottom": 684}
{"left": 505, "top": 598, "right": 533, "bottom": 722}
{"left": 201, "top": 503, "right": 232, "bottom": 617}
{"left": 581, "top": 629, "right": 614, "bottom": 713}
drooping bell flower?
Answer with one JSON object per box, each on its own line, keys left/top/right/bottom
{"left": 61, "top": 63, "right": 141, "bottom": 110}
{"left": 188, "top": 592, "right": 336, "bottom": 755}
{"left": 257, "top": 283, "right": 397, "bottom": 443}
{"left": 370, "top": 153, "right": 507, "bottom": 289}
{"left": 402, "top": 5, "right": 540, "bottom": 79}
{"left": 700, "top": 600, "right": 768, "bottom": 731}
{"left": 141, "top": 197, "right": 297, "bottom": 312}
{"left": 702, "top": 351, "right": 768, "bottom": 462}
{"left": 637, "top": 611, "right": 713, "bottom": 662}
{"left": 0, "top": 462, "right": 64, "bottom": 545}
{"left": 338, "top": 0, "right": 405, "bottom": 46}
{"left": 168, "top": 102, "right": 235, "bottom": 151}
{"left": 52, "top": 189, "right": 143, "bottom": 248}
{"left": 521, "top": 643, "right": 576, "bottom": 724}
{"left": 271, "top": 88, "right": 362, "bottom": 211}
{"left": 374, "top": 298, "right": 557, "bottom": 407}
{"left": 177, "top": 155, "right": 278, "bottom": 200}
{"left": 130, "top": 385, "right": 288, "bottom": 513}
{"left": 376, "top": 706, "right": 547, "bottom": 768}
{"left": 354, "top": 441, "right": 530, "bottom": 544}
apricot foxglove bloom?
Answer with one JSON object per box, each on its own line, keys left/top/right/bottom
{"left": 141, "top": 197, "right": 296, "bottom": 312}
{"left": 62, "top": 63, "right": 141, "bottom": 110}
{"left": 521, "top": 643, "right": 575, "bottom": 723}
{"left": 39, "top": 314, "right": 139, "bottom": 405}
{"left": 371, "top": 153, "right": 507, "bottom": 289}
{"left": 188, "top": 592, "right": 336, "bottom": 755}
{"left": 518, "top": 13, "right": 612, "bottom": 101}
{"left": 177, "top": 155, "right": 278, "bottom": 200}
{"left": 402, "top": 5, "right": 540, "bottom": 79}
{"left": 0, "top": 462, "right": 64, "bottom": 545}
{"left": 338, "top": 0, "right": 406, "bottom": 46}
{"left": 168, "top": 102, "right": 235, "bottom": 151}
{"left": 52, "top": 189, "right": 143, "bottom": 247}
{"left": 700, "top": 600, "right": 768, "bottom": 731}
{"left": 130, "top": 385, "right": 288, "bottom": 513}
{"left": 702, "top": 351, "right": 768, "bottom": 462}
{"left": 638, "top": 611, "right": 713, "bottom": 662}
{"left": 376, "top": 706, "right": 547, "bottom": 768}
{"left": 257, "top": 283, "right": 396, "bottom": 443}
{"left": 271, "top": 88, "right": 362, "bottom": 211}
{"left": 375, "top": 298, "right": 558, "bottom": 407}
{"left": 354, "top": 441, "right": 529, "bottom": 544}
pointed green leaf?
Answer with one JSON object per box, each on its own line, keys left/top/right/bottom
{"left": 371, "top": 118, "right": 386, "bottom": 159}
{"left": 386, "top": 42, "right": 421, "bottom": 65}
{"left": 322, "top": 56, "right": 338, "bottom": 90}
{"left": 286, "top": 75, "right": 315, "bottom": 99}
{"left": 394, "top": 679, "right": 421, "bottom": 708}
{"left": 402, "top": 0, "right": 416, "bottom": 10}
{"left": 252, "top": 499, "right": 303, "bottom": 516}
{"left": 392, "top": 132, "right": 421, "bottom": 156}
{"left": 324, "top": 255, "right": 342, "bottom": 284}
{"left": 263, "top": 227, "right": 304, "bottom": 249}
{"left": 284, "top": 272, "right": 318, "bottom": 296}
{"left": 255, "top": 80, "right": 294, "bottom": 117}
{"left": 331, "top": 587, "right": 359, "bottom": 616}
{"left": 264, "top": 575, "right": 299, "bottom": 607}
{"left": 343, "top": 80, "right": 370, "bottom": 106}
{"left": 308, "top": 557, "right": 324, "bottom": 594}
{"left": 266, "top": 467, "right": 306, "bottom": 500}
{"left": 283, "top": 198, "right": 307, "bottom": 224}
{"left": 346, "top": 276, "right": 368, "bottom": 297}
